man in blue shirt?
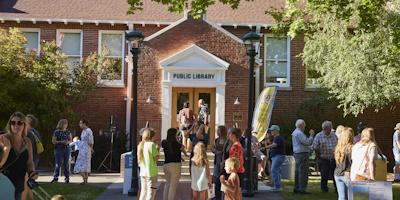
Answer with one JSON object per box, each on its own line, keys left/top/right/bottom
{"left": 292, "top": 119, "right": 315, "bottom": 194}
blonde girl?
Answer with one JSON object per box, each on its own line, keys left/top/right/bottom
{"left": 191, "top": 142, "right": 212, "bottom": 200}
{"left": 138, "top": 128, "right": 159, "bottom": 200}
{"left": 0, "top": 112, "right": 35, "bottom": 200}
{"left": 220, "top": 157, "right": 242, "bottom": 200}
{"left": 350, "top": 128, "right": 378, "bottom": 181}
{"left": 334, "top": 127, "right": 354, "bottom": 200}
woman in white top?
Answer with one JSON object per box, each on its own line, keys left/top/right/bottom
{"left": 350, "top": 128, "right": 378, "bottom": 181}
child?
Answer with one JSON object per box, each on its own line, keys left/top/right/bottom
{"left": 220, "top": 157, "right": 242, "bottom": 200}
{"left": 191, "top": 142, "right": 212, "bottom": 200}
{"left": 138, "top": 128, "right": 159, "bottom": 200}
{"left": 69, "top": 136, "right": 81, "bottom": 169}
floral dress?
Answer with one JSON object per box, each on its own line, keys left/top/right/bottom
{"left": 74, "top": 128, "right": 94, "bottom": 173}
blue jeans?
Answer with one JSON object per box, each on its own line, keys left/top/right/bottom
{"left": 318, "top": 158, "right": 336, "bottom": 192}
{"left": 334, "top": 175, "right": 349, "bottom": 200}
{"left": 271, "top": 155, "right": 285, "bottom": 189}
{"left": 53, "top": 147, "right": 70, "bottom": 179}
{"left": 294, "top": 153, "right": 309, "bottom": 192}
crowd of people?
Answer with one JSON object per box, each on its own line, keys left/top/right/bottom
{"left": 1, "top": 99, "right": 400, "bottom": 200}
{"left": 0, "top": 112, "right": 94, "bottom": 200}
{"left": 137, "top": 99, "right": 399, "bottom": 200}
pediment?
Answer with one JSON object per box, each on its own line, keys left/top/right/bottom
{"left": 160, "top": 44, "right": 229, "bottom": 70}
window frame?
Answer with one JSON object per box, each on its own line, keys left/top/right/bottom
{"left": 20, "top": 28, "right": 41, "bottom": 54}
{"left": 56, "top": 29, "right": 83, "bottom": 65}
{"left": 263, "top": 34, "right": 291, "bottom": 88}
{"left": 98, "top": 30, "right": 125, "bottom": 87}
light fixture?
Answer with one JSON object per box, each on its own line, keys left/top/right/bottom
{"left": 125, "top": 29, "right": 144, "bottom": 49}
{"left": 234, "top": 97, "right": 241, "bottom": 105}
{"left": 146, "top": 95, "right": 153, "bottom": 104}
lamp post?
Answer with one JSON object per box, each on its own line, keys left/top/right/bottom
{"left": 242, "top": 30, "right": 260, "bottom": 197}
{"left": 126, "top": 29, "right": 144, "bottom": 196}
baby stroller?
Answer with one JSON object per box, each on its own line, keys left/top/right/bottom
{"left": 27, "top": 173, "right": 52, "bottom": 200}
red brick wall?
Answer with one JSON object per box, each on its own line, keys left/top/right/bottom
{"left": 0, "top": 21, "right": 165, "bottom": 136}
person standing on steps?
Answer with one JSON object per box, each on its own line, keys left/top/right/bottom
{"left": 51, "top": 119, "right": 72, "bottom": 184}
{"left": 73, "top": 119, "right": 94, "bottom": 185}
{"left": 161, "top": 128, "right": 186, "bottom": 200}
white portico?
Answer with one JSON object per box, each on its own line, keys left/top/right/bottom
{"left": 160, "top": 44, "right": 229, "bottom": 139}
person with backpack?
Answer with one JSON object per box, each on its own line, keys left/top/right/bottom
{"left": 178, "top": 101, "right": 195, "bottom": 130}
{"left": 178, "top": 102, "right": 195, "bottom": 151}
{"left": 26, "top": 114, "right": 43, "bottom": 168}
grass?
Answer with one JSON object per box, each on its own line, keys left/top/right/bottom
{"left": 276, "top": 176, "right": 400, "bottom": 200}
{"left": 33, "top": 183, "right": 106, "bottom": 200}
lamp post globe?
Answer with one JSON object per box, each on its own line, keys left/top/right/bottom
{"left": 242, "top": 30, "right": 260, "bottom": 197}
{"left": 126, "top": 29, "right": 144, "bottom": 196}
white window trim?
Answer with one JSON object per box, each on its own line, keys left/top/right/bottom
{"left": 263, "top": 35, "right": 291, "bottom": 88}
{"left": 56, "top": 29, "right": 83, "bottom": 60}
{"left": 20, "top": 28, "right": 41, "bottom": 54}
{"left": 97, "top": 30, "right": 125, "bottom": 87}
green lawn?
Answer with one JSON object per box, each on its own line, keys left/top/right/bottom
{"left": 279, "top": 177, "right": 400, "bottom": 200}
{"left": 33, "top": 183, "right": 106, "bottom": 200}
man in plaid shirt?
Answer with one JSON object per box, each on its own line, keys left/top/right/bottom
{"left": 312, "top": 121, "right": 338, "bottom": 193}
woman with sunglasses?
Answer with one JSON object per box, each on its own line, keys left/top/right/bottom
{"left": 0, "top": 112, "right": 36, "bottom": 200}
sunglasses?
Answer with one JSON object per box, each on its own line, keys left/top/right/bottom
{"left": 11, "top": 120, "right": 24, "bottom": 126}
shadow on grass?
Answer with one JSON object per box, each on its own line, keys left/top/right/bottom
{"left": 279, "top": 177, "right": 400, "bottom": 200}
{"left": 34, "top": 182, "right": 106, "bottom": 200}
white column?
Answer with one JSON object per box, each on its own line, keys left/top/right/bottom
{"left": 161, "top": 82, "right": 172, "bottom": 139}
{"left": 215, "top": 84, "right": 225, "bottom": 134}
{"left": 125, "top": 55, "right": 133, "bottom": 136}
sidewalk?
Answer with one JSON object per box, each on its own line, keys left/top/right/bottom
{"left": 95, "top": 179, "right": 284, "bottom": 200}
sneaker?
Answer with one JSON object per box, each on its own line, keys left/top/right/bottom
{"left": 65, "top": 178, "right": 69, "bottom": 183}
{"left": 50, "top": 178, "right": 58, "bottom": 183}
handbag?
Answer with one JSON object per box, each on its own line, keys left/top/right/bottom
{"left": 374, "top": 147, "right": 387, "bottom": 181}
{"left": 33, "top": 132, "right": 44, "bottom": 154}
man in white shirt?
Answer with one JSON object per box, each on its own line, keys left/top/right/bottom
{"left": 292, "top": 119, "right": 315, "bottom": 194}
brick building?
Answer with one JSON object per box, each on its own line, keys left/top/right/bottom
{"left": 1, "top": 0, "right": 399, "bottom": 166}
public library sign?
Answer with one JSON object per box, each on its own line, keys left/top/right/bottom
{"left": 172, "top": 73, "right": 216, "bottom": 80}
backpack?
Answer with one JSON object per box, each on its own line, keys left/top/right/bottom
{"left": 32, "top": 130, "right": 44, "bottom": 154}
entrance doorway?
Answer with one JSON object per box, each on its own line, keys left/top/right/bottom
{"left": 171, "top": 87, "right": 216, "bottom": 146}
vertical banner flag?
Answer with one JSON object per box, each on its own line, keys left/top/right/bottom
{"left": 252, "top": 86, "right": 278, "bottom": 142}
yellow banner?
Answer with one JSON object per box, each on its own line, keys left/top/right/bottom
{"left": 252, "top": 86, "right": 278, "bottom": 142}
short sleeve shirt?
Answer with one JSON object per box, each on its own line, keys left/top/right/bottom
{"left": 161, "top": 140, "right": 182, "bottom": 163}
{"left": 139, "top": 141, "right": 159, "bottom": 177}
{"left": 53, "top": 129, "right": 71, "bottom": 148}
{"left": 229, "top": 142, "right": 245, "bottom": 173}
{"left": 270, "top": 135, "right": 285, "bottom": 158}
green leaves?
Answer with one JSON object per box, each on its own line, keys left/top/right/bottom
{"left": 127, "top": 0, "right": 251, "bottom": 19}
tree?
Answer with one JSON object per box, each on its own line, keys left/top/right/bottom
{"left": 266, "top": 0, "right": 400, "bottom": 116}
{"left": 0, "top": 28, "right": 118, "bottom": 164}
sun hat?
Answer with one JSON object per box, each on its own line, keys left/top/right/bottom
{"left": 269, "top": 125, "right": 280, "bottom": 132}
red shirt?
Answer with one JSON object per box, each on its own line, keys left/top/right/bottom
{"left": 229, "top": 142, "right": 245, "bottom": 173}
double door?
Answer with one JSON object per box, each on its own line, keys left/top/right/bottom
{"left": 171, "top": 87, "right": 216, "bottom": 146}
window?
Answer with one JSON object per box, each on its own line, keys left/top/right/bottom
{"left": 21, "top": 29, "right": 40, "bottom": 52}
{"left": 306, "top": 68, "right": 321, "bottom": 88}
{"left": 57, "top": 30, "right": 82, "bottom": 68}
{"left": 264, "top": 36, "right": 290, "bottom": 87}
{"left": 99, "top": 31, "right": 124, "bottom": 85}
